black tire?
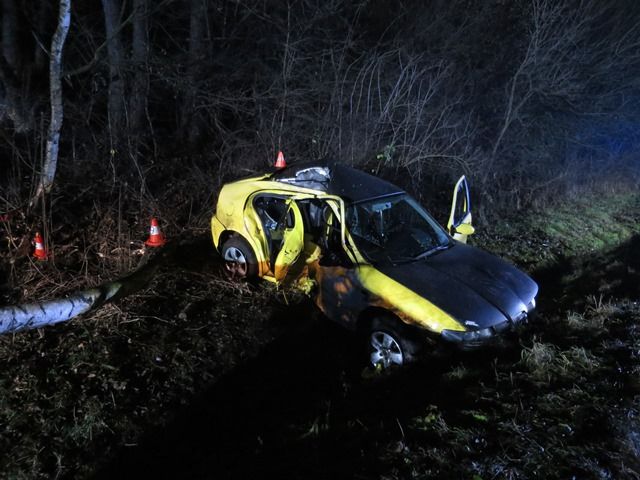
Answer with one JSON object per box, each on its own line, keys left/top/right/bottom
{"left": 367, "top": 316, "right": 421, "bottom": 369}
{"left": 220, "top": 235, "right": 258, "bottom": 280}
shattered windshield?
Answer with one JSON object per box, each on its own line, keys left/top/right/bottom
{"left": 276, "top": 166, "right": 331, "bottom": 191}
{"left": 346, "top": 194, "right": 451, "bottom": 264}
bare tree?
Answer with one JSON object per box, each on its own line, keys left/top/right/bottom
{"left": 1, "top": 0, "right": 17, "bottom": 67}
{"left": 181, "top": 0, "right": 207, "bottom": 146}
{"left": 489, "top": 0, "right": 613, "bottom": 162}
{"left": 130, "top": 0, "right": 149, "bottom": 135}
{"left": 102, "top": 0, "right": 126, "bottom": 147}
{"left": 33, "top": 0, "right": 71, "bottom": 201}
{"left": 0, "top": 0, "right": 32, "bottom": 131}
{"left": 337, "top": 52, "right": 475, "bottom": 177}
{"left": 33, "top": 2, "right": 50, "bottom": 72}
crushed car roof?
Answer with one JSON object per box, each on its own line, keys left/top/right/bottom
{"left": 271, "top": 162, "right": 404, "bottom": 203}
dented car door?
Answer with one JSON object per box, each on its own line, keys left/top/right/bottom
{"left": 273, "top": 199, "right": 305, "bottom": 282}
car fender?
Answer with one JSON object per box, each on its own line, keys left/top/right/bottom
{"left": 213, "top": 225, "right": 270, "bottom": 278}
{"left": 357, "top": 265, "right": 466, "bottom": 334}
{"left": 312, "top": 261, "right": 465, "bottom": 335}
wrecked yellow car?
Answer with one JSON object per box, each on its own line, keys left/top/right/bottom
{"left": 211, "top": 162, "right": 538, "bottom": 367}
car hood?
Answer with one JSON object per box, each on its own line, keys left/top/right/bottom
{"left": 377, "top": 242, "right": 538, "bottom": 329}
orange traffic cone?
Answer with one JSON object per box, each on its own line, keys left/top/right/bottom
{"left": 33, "top": 232, "right": 48, "bottom": 260}
{"left": 145, "top": 218, "right": 166, "bottom": 247}
{"left": 275, "top": 150, "right": 286, "bottom": 168}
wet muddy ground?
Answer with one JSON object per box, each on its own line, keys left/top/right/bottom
{"left": 96, "top": 234, "right": 640, "bottom": 480}
{"left": 0, "top": 194, "right": 639, "bottom": 479}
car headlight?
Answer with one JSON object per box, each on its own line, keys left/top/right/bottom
{"left": 441, "top": 327, "right": 494, "bottom": 343}
{"left": 527, "top": 297, "right": 536, "bottom": 311}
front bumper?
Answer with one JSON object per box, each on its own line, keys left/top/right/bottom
{"left": 441, "top": 302, "right": 535, "bottom": 350}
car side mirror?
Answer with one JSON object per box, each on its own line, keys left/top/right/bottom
{"left": 453, "top": 223, "right": 475, "bottom": 236}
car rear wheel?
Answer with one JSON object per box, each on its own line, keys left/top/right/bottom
{"left": 367, "top": 316, "right": 420, "bottom": 369}
{"left": 220, "top": 235, "right": 258, "bottom": 280}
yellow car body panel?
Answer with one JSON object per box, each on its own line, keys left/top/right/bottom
{"left": 274, "top": 200, "right": 305, "bottom": 282}
{"left": 356, "top": 265, "right": 465, "bottom": 332}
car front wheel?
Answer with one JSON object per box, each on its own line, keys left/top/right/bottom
{"left": 367, "top": 316, "right": 420, "bottom": 369}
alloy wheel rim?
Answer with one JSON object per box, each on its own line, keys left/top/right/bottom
{"left": 370, "top": 331, "right": 404, "bottom": 368}
{"left": 223, "top": 247, "right": 248, "bottom": 278}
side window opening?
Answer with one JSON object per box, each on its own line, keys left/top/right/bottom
{"left": 297, "top": 199, "right": 324, "bottom": 239}
{"left": 325, "top": 209, "right": 342, "bottom": 249}
{"left": 318, "top": 203, "right": 352, "bottom": 267}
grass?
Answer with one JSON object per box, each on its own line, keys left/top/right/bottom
{"left": 475, "top": 190, "right": 640, "bottom": 270}
{"left": 521, "top": 342, "right": 600, "bottom": 384}
{"left": 540, "top": 193, "right": 640, "bottom": 253}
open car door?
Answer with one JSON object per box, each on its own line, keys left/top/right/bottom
{"left": 274, "top": 199, "right": 304, "bottom": 282}
{"left": 447, "top": 175, "right": 475, "bottom": 244}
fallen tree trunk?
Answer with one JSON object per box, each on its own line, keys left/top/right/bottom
{"left": 0, "top": 245, "right": 173, "bottom": 335}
